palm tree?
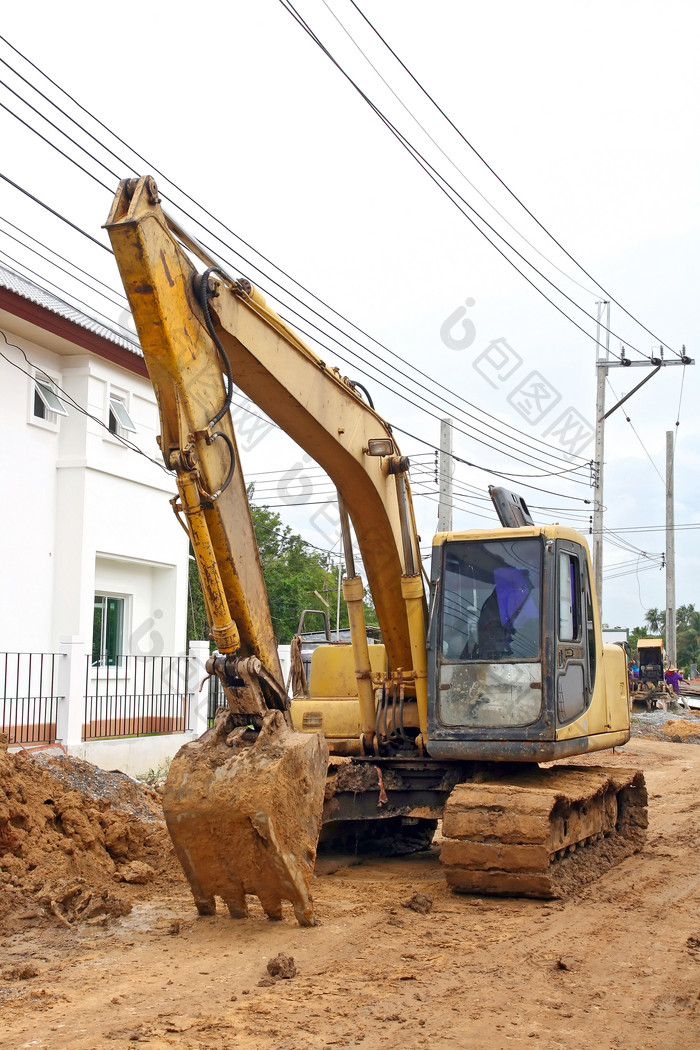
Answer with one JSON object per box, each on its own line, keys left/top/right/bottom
{"left": 644, "top": 608, "right": 665, "bottom": 635}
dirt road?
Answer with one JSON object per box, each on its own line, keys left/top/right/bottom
{"left": 2, "top": 736, "right": 699, "bottom": 1049}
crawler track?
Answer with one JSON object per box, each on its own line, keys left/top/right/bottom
{"left": 440, "top": 766, "right": 647, "bottom": 898}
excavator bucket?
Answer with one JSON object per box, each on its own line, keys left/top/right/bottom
{"left": 162, "top": 709, "right": 329, "bottom": 926}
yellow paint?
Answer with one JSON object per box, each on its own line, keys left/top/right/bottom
{"left": 309, "top": 643, "right": 387, "bottom": 698}
{"left": 291, "top": 697, "right": 362, "bottom": 738}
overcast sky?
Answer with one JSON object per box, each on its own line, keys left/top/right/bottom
{"left": 1, "top": 0, "right": 697, "bottom": 630}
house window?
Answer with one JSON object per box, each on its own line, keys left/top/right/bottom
{"left": 92, "top": 595, "right": 124, "bottom": 666}
{"left": 33, "top": 376, "right": 68, "bottom": 425}
{"left": 108, "top": 395, "right": 136, "bottom": 437}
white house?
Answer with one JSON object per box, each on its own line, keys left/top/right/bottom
{"left": 0, "top": 262, "right": 189, "bottom": 662}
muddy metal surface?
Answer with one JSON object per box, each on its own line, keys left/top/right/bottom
{"left": 2, "top": 731, "right": 700, "bottom": 1049}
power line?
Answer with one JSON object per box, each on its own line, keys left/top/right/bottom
{"left": 275, "top": 304, "right": 594, "bottom": 479}
{"left": 0, "top": 32, "right": 594, "bottom": 468}
{"left": 227, "top": 374, "right": 592, "bottom": 502}
{"left": 0, "top": 171, "right": 110, "bottom": 253}
{"left": 321, "top": 0, "right": 601, "bottom": 303}
{"left": 0, "top": 39, "right": 602, "bottom": 480}
{"left": 346, "top": 0, "right": 682, "bottom": 358}
{"left": 391, "top": 421, "right": 594, "bottom": 502}
{"left": 0, "top": 96, "right": 112, "bottom": 193}
{"left": 674, "top": 363, "right": 687, "bottom": 453}
{"left": 0, "top": 36, "right": 665, "bottom": 510}
{"left": 604, "top": 375, "right": 666, "bottom": 487}
{"left": 0, "top": 95, "right": 590, "bottom": 478}
{"left": 0, "top": 72, "right": 119, "bottom": 188}
{"left": 276, "top": 0, "right": 664, "bottom": 363}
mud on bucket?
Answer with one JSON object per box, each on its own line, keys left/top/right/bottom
{"left": 162, "top": 709, "right": 329, "bottom": 926}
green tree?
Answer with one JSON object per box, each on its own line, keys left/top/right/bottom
{"left": 251, "top": 502, "right": 344, "bottom": 643}
{"left": 628, "top": 624, "right": 649, "bottom": 657}
{"left": 186, "top": 502, "right": 377, "bottom": 646}
{"left": 676, "top": 604, "right": 700, "bottom": 673}
{"left": 676, "top": 604, "right": 700, "bottom": 633}
{"left": 644, "top": 607, "right": 665, "bottom": 635}
{"left": 186, "top": 547, "right": 209, "bottom": 644}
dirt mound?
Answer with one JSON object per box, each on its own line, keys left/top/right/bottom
{"left": 662, "top": 718, "right": 700, "bottom": 743}
{"left": 0, "top": 734, "right": 179, "bottom": 930}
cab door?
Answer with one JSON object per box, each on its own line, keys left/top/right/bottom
{"left": 555, "top": 541, "right": 594, "bottom": 725}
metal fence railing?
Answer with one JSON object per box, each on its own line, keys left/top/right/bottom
{"left": 0, "top": 652, "right": 62, "bottom": 745}
{"left": 207, "top": 673, "right": 226, "bottom": 727}
{"left": 84, "top": 655, "right": 190, "bottom": 741}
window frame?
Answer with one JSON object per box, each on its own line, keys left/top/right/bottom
{"left": 557, "top": 550, "right": 582, "bottom": 643}
{"left": 29, "top": 371, "right": 68, "bottom": 431}
{"left": 92, "top": 594, "right": 126, "bottom": 667}
{"left": 554, "top": 541, "right": 596, "bottom": 726}
{"left": 438, "top": 536, "right": 543, "bottom": 664}
{"left": 107, "top": 391, "right": 136, "bottom": 439}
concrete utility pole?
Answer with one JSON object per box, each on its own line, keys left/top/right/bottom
{"left": 666, "top": 430, "right": 676, "bottom": 666}
{"left": 592, "top": 331, "right": 693, "bottom": 621}
{"left": 592, "top": 301, "right": 610, "bottom": 616}
{"left": 438, "top": 417, "right": 453, "bottom": 532}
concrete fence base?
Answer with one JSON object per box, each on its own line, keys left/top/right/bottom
{"left": 65, "top": 732, "right": 197, "bottom": 779}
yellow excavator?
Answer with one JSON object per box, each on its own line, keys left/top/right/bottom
{"left": 105, "top": 177, "right": 646, "bottom": 927}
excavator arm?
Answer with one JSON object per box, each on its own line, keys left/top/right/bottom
{"left": 104, "top": 175, "right": 430, "bottom": 924}
{"left": 105, "top": 176, "right": 428, "bottom": 740}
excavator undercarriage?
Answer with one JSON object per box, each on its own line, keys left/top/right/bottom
{"left": 321, "top": 757, "right": 647, "bottom": 897}
{"left": 440, "top": 765, "right": 647, "bottom": 898}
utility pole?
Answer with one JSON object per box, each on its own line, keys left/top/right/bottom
{"left": 336, "top": 553, "right": 343, "bottom": 643}
{"left": 666, "top": 430, "right": 676, "bottom": 665}
{"left": 438, "top": 417, "right": 453, "bottom": 532}
{"left": 593, "top": 333, "right": 693, "bottom": 620}
{"left": 592, "top": 301, "right": 610, "bottom": 616}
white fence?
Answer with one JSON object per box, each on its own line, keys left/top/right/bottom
{"left": 1, "top": 638, "right": 211, "bottom": 768}
{"left": 0, "top": 651, "right": 61, "bottom": 745}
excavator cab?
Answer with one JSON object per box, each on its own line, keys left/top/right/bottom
{"left": 426, "top": 528, "right": 629, "bottom": 761}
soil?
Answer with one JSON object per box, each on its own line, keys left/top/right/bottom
{"left": 1, "top": 727, "right": 700, "bottom": 1049}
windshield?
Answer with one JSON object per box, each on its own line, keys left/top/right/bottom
{"left": 441, "top": 537, "right": 541, "bottom": 662}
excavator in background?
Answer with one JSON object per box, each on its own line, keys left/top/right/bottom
{"left": 105, "top": 177, "right": 647, "bottom": 927}
{"left": 630, "top": 638, "right": 673, "bottom": 710}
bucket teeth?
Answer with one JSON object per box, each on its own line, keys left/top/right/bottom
{"left": 163, "top": 709, "right": 329, "bottom": 926}
{"left": 440, "top": 766, "right": 647, "bottom": 898}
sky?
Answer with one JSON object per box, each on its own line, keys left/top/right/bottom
{"left": 0, "top": 0, "right": 698, "bottom": 631}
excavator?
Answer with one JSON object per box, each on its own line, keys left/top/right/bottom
{"left": 105, "top": 177, "right": 647, "bottom": 927}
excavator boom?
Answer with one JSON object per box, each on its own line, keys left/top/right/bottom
{"left": 105, "top": 177, "right": 423, "bottom": 675}
{"left": 105, "top": 176, "right": 430, "bottom": 923}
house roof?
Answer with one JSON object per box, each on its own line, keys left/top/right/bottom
{"left": 0, "top": 262, "right": 148, "bottom": 378}
{"left": 0, "top": 262, "right": 141, "bottom": 356}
